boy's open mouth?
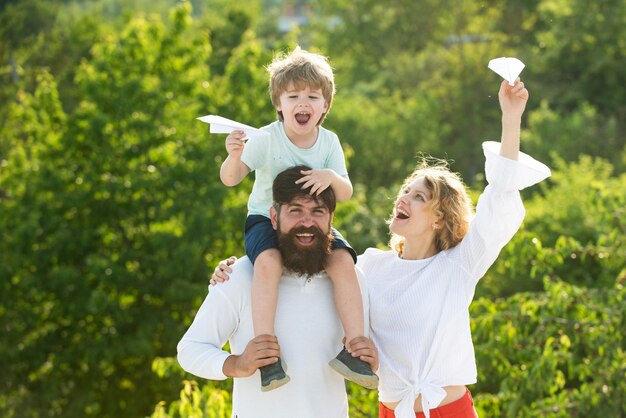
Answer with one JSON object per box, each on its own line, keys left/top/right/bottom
{"left": 295, "top": 112, "right": 311, "bottom": 125}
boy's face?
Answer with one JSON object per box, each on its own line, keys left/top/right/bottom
{"left": 276, "top": 83, "right": 329, "bottom": 141}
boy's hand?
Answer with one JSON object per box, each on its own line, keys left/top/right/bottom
{"left": 499, "top": 78, "right": 529, "bottom": 118}
{"left": 225, "top": 130, "right": 247, "bottom": 158}
{"left": 295, "top": 169, "right": 335, "bottom": 195}
{"left": 210, "top": 256, "right": 237, "bottom": 285}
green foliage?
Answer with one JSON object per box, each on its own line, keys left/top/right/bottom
{"left": 333, "top": 184, "right": 392, "bottom": 254}
{"left": 313, "top": 0, "right": 625, "bottom": 181}
{"left": 0, "top": 3, "right": 249, "bottom": 417}
{"left": 312, "top": 0, "right": 454, "bottom": 85}
{"left": 472, "top": 275, "right": 626, "bottom": 417}
{"left": 1, "top": 0, "right": 625, "bottom": 417}
{"left": 0, "top": 0, "right": 59, "bottom": 50}
{"left": 0, "top": 0, "right": 103, "bottom": 113}
{"left": 150, "top": 380, "right": 232, "bottom": 418}
{"left": 525, "top": 100, "right": 624, "bottom": 172}
{"left": 213, "top": 34, "right": 275, "bottom": 125}
{"left": 530, "top": 0, "right": 626, "bottom": 115}
{"left": 328, "top": 88, "right": 447, "bottom": 189}
{"left": 347, "top": 383, "right": 380, "bottom": 418}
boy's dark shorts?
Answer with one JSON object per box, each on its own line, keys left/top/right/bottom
{"left": 244, "top": 214, "right": 357, "bottom": 265}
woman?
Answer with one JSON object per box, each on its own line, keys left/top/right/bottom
{"left": 211, "top": 78, "right": 550, "bottom": 417}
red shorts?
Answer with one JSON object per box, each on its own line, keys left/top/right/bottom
{"left": 379, "top": 389, "right": 478, "bottom": 418}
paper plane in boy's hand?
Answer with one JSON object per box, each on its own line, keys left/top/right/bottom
{"left": 196, "top": 115, "right": 268, "bottom": 140}
{"left": 488, "top": 57, "right": 525, "bottom": 86}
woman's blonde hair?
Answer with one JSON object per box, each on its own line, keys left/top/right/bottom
{"left": 267, "top": 46, "right": 335, "bottom": 125}
{"left": 389, "top": 158, "right": 474, "bottom": 255}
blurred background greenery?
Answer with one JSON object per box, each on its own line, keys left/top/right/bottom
{"left": 0, "top": 0, "right": 624, "bottom": 417}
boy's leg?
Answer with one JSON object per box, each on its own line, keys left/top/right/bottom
{"left": 252, "top": 248, "right": 283, "bottom": 337}
{"left": 324, "top": 248, "right": 364, "bottom": 344}
{"left": 251, "top": 248, "right": 290, "bottom": 391}
{"left": 326, "top": 249, "right": 378, "bottom": 389}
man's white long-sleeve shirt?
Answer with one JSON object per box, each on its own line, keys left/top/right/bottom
{"left": 177, "top": 257, "right": 370, "bottom": 418}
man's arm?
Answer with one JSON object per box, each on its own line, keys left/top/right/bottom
{"left": 177, "top": 287, "right": 238, "bottom": 380}
{"left": 178, "top": 261, "right": 281, "bottom": 379}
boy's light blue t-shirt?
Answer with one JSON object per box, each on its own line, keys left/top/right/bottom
{"left": 241, "top": 121, "right": 348, "bottom": 218}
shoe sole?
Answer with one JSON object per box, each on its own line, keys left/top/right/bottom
{"left": 261, "top": 375, "right": 291, "bottom": 392}
{"left": 329, "top": 358, "right": 379, "bottom": 389}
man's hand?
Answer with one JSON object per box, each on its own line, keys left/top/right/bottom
{"left": 223, "top": 334, "right": 281, "bottom": 377}
{"left": 225, "top": 130, "right": 246, "bottom": 158}
{"left": 346, "top": 336, "right": 379, "bottom": 372}
{"left": 210, "top": 256, "right": 237, "bottom": 285}
{"left": 295, "top": 168, "right": 336, "bottom": 196}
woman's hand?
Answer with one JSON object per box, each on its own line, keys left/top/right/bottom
{"left": 499, "top": 78, "right": 529, "bottom": 118}
{"left": 498, "top": 78, "right": 528, "bottom": 160}
{"left": 210, "top": 256, "right": 237, "bottom": 285}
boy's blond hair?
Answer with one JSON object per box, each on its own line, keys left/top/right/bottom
{"left": 267, "top": 46, "right": 335, "bottom": 125}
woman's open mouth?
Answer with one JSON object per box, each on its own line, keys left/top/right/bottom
{"left": 395, "top": 208, "right": 410, "bottom": 219}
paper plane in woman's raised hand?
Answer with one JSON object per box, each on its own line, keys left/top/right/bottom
{"left": 196, "top": 115, "right": 268, "bottom": 139}
{"left": 488, "top": 57, "right": 525, "bottom": 86}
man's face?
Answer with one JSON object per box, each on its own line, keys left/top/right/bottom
{"left": 270, "top": 195, "right": 334, "bottom": 275}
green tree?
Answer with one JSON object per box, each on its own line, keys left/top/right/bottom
{"left": 530, "top": 0, "right": 626, "bottom": 116}
{"left": 2, "top": 0, "right": 625, "bottom": 416}
{"left": 150, "top": 380, "right": 232, "bottom": 418}
{"left": 0, "top": 3, "right": 256, "bottom": 417}
{"left": 524, "top": 100, "right": 623, "bottom": 172}
{"left": 0, "top": 0, "right": 104, "bottom": 113}
{"left": 472, "top": 274, "right": 626, "bottom": 417}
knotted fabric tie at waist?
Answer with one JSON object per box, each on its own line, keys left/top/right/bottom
{"left": 394, "top": 382, "right": 446, "bottom": 418}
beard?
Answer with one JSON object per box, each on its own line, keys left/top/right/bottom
{"left": 277, "top": 224, "right": 333, "bottom": 276}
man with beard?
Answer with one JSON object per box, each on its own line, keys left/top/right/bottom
{"left": 177, "top": 165, "right": 377, "bottom": 418}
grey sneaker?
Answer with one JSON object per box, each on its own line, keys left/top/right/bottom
{"left": 260, "top": 358, "right": 290, "bottom": 392}
{"left": 329, "top": 347, "right": 379, "bottom": 389}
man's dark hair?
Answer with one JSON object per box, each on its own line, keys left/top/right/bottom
{"left": 272, "top": 165, "right": 336, "bottom": 212}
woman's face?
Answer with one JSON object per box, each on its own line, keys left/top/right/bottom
{"left": 390, "top": 176, "right": 439, "bottom": 240}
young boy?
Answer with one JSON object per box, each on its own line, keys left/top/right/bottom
{"left": 219, "top": 47, "right": 377, "bottom": 392}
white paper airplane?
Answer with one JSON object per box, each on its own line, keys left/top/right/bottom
{"left": 196, "top": 115, "right": 268, "bottom": 140}
{"left": 488, "top": 57, "right": 525, "bottom": 86}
